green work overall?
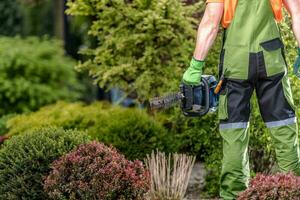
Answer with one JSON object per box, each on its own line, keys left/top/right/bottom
{"left": 218, "top": 0, "right": 300, "bottom": 199}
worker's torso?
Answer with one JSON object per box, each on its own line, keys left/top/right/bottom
{"left": 222, "top": 0, "right": 286, "bottom": 80}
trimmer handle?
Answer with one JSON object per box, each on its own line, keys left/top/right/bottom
{"left": 180, "top": 77, "right": 210, "bottom": 117}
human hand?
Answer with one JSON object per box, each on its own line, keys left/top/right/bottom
{"left": 182, "top": 58, "right": 204, "bottom": 86}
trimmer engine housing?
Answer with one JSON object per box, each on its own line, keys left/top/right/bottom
{"left": 180, "top": 75, "right": 219, "bottom": 117}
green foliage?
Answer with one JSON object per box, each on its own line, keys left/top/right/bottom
{"left": 0, "top": 0, "right": 53, "bottom": 36}
{"left": 0, "top": 0, "right": 22, "bottom": 36}
{"left": 0, "top": 127, "right": 90, "bottom": 200}
{"left": 66, "top": 0, "right": 203, "bottom": 102}
{"left": 0, "top": 36, "right": 83, "bottom": 115}
{"left": 20, "top": 0, "right": 54, "bottom": 36}
{"left": 281, "top": 13, "right": 300, "bottom": 105}
{"left": 6, "top": 101, "right": 173, "bottom": 160}
{"left": 0, "top": 114, "right": 16, "bottom": 136}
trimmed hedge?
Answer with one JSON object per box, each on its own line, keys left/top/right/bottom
{"left": 6, "top": 101, "right": 173, "bottom": 160}
{"left": 0, "top": 127, "right": 90, "bottom": 199}
{"left": 0, "top": 36, "right": 83, "bottom": 115}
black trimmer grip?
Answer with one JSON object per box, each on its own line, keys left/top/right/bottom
{"left": 180, "top": 83, "right": 193, "bottom": 110}
{"left": 181, "top": 78, "right": 210, "bottom": 117}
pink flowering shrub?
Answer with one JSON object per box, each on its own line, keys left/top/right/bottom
{"left": 44, "top": 141, "right": 150, "bottom": 200}
{"left": 238, "top": 173, "right": 300, "bottom": 200}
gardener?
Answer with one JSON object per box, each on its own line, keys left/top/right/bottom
{"left": 182, "top": 0, "right": 300, "bottom": 199}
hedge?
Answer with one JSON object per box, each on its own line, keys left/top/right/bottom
{"left": 0, "top": 36, "right": 84, "bottom": 115}
{"left": 0, "top": 127, "right": 90, "bottom": 199}
{"left": 0, "top": 114, "right": 15, "bottom": 136}
{"left": 5, "top": 101, "right": 173, "bottom": 160}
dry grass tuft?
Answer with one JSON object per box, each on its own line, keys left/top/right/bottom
{"left": 145, "top": 151, "right": 196, "bottom": 200}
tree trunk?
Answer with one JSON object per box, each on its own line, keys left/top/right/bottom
{"left": 54, "top": 0, "right": 65, "bottom": 41}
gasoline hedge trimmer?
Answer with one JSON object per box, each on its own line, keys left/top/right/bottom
{"left": 149, "top": 75, "right": 221, "bottom": 117}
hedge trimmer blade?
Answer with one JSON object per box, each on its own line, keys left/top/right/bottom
{"left": 149, "top": 92, "right": 183, "bottom": 110}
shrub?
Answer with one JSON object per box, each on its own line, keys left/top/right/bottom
{"left": 0, "top": 0, "right": 22, "bottom": 36}
{"left": 66, "top": 0, "right": 203, "bottom": 102}
{"left": 237, "top": 173, "right": 300, "bottom": 200}
{"left": 0, "top": 36, "right": 83, "bottom": 115}
{"left": 5, "top": 101, "right": 173, "bottom": 160}
{"left": 44, "top": 141, "right": 150, "bottom": 200}
{"left": 0, "top": 114, "right": 14, "bottom": 145}
{"left": 0, "top": 114, "right": 15, "bottom": 136}
{"left": 0, "top": 127, "right": 90, "bottom": 199}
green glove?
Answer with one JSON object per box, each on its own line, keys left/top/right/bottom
{"left": 293, "top": 48, "right": 300, "bottom": 79}
{"left": 182, "top": 57, "right": 204, "bottom": 85}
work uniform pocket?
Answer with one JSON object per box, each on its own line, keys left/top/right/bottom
{"left": 223, "top": 46, "right": 249, "bottom": 80}
{"left": 218, "top": 88, "right": 228, "bottom": 120}
{"left": 260, "top": 38, "right": 287, "bottom": 76}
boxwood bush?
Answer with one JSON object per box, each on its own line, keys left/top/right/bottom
{"left": 0, "top": 127, "right": 90, "bottom": 200}
{"left": 0, "top": 36, "right": 83, "bottom": 115}
{"left": 5, "top": 101, "right": 173, "bottom": 160}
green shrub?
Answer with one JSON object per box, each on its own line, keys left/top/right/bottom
{"left": 66, "top": 0, "right": 203, "bottom": 102}
{"left": 0, "top": 36, "right": 83, "bottom": 115}
{"left": 6, "top": 101, "right": 173, "bottom": 160}
{"left": 0, "top": 114, "right": 15, "bottom": 136}
{"left": 0, "top": 0, "right": 22, "bottom": 36}
{"left": 0, "top": 127, "right": 90, "bottom": 200}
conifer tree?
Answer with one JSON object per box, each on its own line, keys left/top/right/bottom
{"left": 67, "top": 0, "right": 203, "bottom": 102}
